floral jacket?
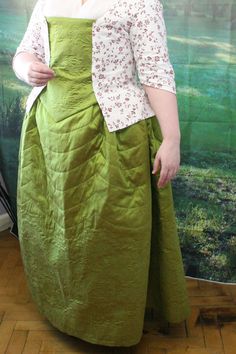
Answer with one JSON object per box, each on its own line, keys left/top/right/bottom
{"left": 12, "top": 0, "right": 176, "bottom": 132}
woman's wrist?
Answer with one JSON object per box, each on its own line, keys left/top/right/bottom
{"left": 163, "top": 133, "right": 181, "bottom": 143}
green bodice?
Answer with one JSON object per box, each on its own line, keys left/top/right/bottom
{"left": 39, "top": 17, "right": 98, "bottom": 122}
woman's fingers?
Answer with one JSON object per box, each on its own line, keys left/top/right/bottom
{"left": 26, "top": 61, "right": 55, "bottom": 86}
{"left": 28, "top": 76, "right": 52, "bottom": 85}
{"left": 29, "top": 78, "right": 51, "bottom": 86}
{"left": 30, "top": 70, "right": 54, "bottom": 79}
{"left": 157, "top": 163, "right": 179, "bottom": 188}
{"left": 152, "top": 153, "right": 161, "bottom": 174}
{"left": 30, "top": 61, "right": 55, "bottom": 75}
{"left": 152, "top": 152, "right": 172, "bottom": 188}
{"left": 157, "top": 166, "right": 169, "bottom": 188}
{"left": 152, "top": 139, "right": 180, "bottom": 188}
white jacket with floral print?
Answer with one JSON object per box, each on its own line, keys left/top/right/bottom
{"left": 12, "top": 0, "right": 177, "bottom": 132}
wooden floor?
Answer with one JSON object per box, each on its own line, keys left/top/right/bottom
{"left": 1, "top": 229, "right": 236, "bottom": 354}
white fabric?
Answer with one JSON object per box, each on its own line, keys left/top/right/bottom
{"left": 43, "top": 0, "right": 114, "bottom": 19}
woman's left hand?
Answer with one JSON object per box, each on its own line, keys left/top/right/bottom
{"left": 152, "top": 138, "right": 180, "bottom": 189}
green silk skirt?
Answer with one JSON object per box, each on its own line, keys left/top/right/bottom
{"left": 17, "top": 17, "right": 191, "bottom": 347}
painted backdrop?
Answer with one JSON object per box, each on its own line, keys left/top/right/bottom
{"left": 0, "top": 0, "right": 236, "bottom": 283}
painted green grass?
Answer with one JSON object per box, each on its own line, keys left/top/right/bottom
{"left": 0, "top": 7, "right": 27, "bottom": 53}
{"left": 0, "top": 8, "right": 30, "bottom": 101}
{"left": 0, "top": 54, "right": 30, "bottom": 100}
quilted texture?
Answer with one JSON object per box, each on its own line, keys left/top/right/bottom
{"left": 16, "top": 17, "right": 191, "bottom": 347}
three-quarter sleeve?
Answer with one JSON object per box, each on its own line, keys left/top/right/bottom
{"left": 129, "top": 0, "right": 176, "bottom": 94}
{"left": 13, "top": 0, "right": 46, "bottom": 65}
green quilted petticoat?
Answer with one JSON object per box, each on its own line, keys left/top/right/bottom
{"left": 17, "top": 17, "right": 191, "bottom": 347}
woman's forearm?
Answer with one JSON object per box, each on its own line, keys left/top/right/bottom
{"left": 12, "top": 52, "right": 41, "bottom": 83}
{"left": 143, "top": 85, "right": 181, "bottom": 142}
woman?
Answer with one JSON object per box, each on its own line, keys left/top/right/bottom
{"left": 12, "top": 0, "right": 191, "bottom": 347}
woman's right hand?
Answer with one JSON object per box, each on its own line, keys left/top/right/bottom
{"left": 25, "top": 61, "right": 55, "bottom": 87}
{"left": 12, "top": 52, "right": 55, "bottom": 87}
